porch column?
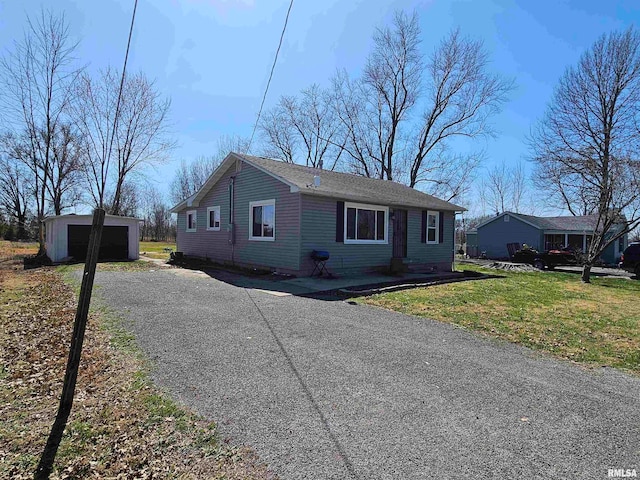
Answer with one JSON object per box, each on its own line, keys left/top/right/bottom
{"left": 564, "top": 233, "right": 568, "bottom": 248}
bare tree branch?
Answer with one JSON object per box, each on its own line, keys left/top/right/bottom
{"left": 0, "top": 9, "right": 82, "bottom": 253}
{"left": 408, "top": 29, "right": 514, "bottom": 189}
{"left": 530, "top": 27, "right": 640, "bottom": 282}
{"left": 73, "top": 68, "right": 174, "bottom": 215}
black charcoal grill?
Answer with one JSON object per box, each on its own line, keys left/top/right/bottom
{"left": 311, "top": 250, "right": 330, "bottom": 277}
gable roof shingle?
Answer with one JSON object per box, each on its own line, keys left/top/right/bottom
{"left": 173, "top": 152, "right": 465, "bottom": 212}
{"left": 473, "top": 211, "right": 625, "bottom": 233}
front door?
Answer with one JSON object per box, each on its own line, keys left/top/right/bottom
{"left": 392, "top": 209, "right": 407, "bottom": 258}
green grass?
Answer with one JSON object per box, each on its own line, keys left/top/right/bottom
{"left": 140, "top": 240, "right": 176, "bottom": 260}
{"left": 364, "top": 263, "right": 640, "bottom": 374}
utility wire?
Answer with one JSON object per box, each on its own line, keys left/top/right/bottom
{"left": 104, "top": 0, "right": 138, "bottom": 209}
{"left": 247, "top": 0, "right": 294, "bottom": 153}
{"left": 34, "top": 2, "right": 139, "bottom": 478}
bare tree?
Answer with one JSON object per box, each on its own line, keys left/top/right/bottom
{"left": 261, "top": 85, "right": 346, "bottom": 170}
{"left": 510, "top": 160, "right": 527, "bottom": 213}
{"left": 364, "top": 10, "right": 421, "bottom": 180}
{"left": 74, "top": 68, "right": 173, "bottom": 215}
{"left": 48, "top": 124, "right": 83, "bottom": 214}
{"left": 0, "top": 156, "right": 31, "bottom": 239}
{"left": 73, "top": 68, "right": 117, "bottom": 209}
{"left": 169, "top": 134, "right": 249, "bottom": 205}
{"left": 330, "top": 11, "right": 420, "bottom": 180}
{"left": 259, "top": 104, "right": 297, "bottom": 163}
{"left": 532, "top": 161, "right": 598, "bottom": 216}
{"left": 170, "top": 156, "right": 217, "bottom": 206}
{"left": 408, "top": 149, "right": 482, "bottom": 202}
{"left": 104, "top": 181, "right": 138, "bottom": 217}
{"left": 530, "top": 27, "right": 640, "bottom": 282}
{"left": 408, "top": 29, "right": 513, "bottom": 189}
{"left": 0, "top": 10, "right": 81, "bottom": 253}
{"left": 480, "top": 159, "right": 529, "bottom": 214}
{"left": 215, "top": 133, "right": 250, "bottom": 158}
{"left": 328, "top": 13, "right": 511, "bottom": 200}
{"left": 110, "top": 72, "right": 173, "bottom": 215}
{"left": 484, "top": 161, "right": 510, "bottom": 214}
{"left": 140, "top": 186, "right": 171, "bottom": 241}
{"left": 330, "top": 70, "right": 374, "bottom": 177}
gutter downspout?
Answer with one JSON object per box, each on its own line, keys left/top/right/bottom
{"left": 229, "top": 175, "right": 236, "bottom": 266}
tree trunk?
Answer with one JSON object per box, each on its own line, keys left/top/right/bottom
{"left": 16, "top": 214, "right": 27, "bottom": 240}
{"left": 581, "top": 264, "right": 592, "bottom": 283}
{"left": 37, "top": 222, "right": 46, "bottom": 256}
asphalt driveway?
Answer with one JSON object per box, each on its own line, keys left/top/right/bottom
{"left": 92, "top": 268, "right": 640, "bottom": 479}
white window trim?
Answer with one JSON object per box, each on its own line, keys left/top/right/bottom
{"left": 344, "top": 202, "right": 389, "bottom": 245}
{"left": 207, "top": 206, "right": 221, "bottom": 231}
{"left": 186, "top": 210, "right": 197, "bottom": 232}
{"left": 249, "top": 199, "right": 276, "bottom": 241}
{"left": 426, "top": 210, "right": 439, "bottom": 244}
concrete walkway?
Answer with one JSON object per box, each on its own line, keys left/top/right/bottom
{"left": 93, "top": 268, "right": 640, "bottom": 479}
{"left": 144, "top": 258, "right": 467, "bottom": 297}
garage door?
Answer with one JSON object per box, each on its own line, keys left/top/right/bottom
{"left": 67, "top": 225, "right": 129, "bottom": 261}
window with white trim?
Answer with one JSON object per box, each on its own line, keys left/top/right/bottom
{"left": 186, "top": 210, "right": 197, "bottom": 232}
{"left": 426, "top": 210, "right": 439, "bottom": 244}
{"left": 249, "top": 199, "right": 275, "bottom": 241}
{"left": 345, "top": 202, "right": 388, "bottom": 244}
{"left": 207, "top": 206, "right": 221, "bottom": 231}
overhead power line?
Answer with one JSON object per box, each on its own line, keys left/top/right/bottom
{"left": 104, "top": 0, "right": 138, "bottom": 207}
{"left": 247, "top": 0, "right": 294, "bottom": 153}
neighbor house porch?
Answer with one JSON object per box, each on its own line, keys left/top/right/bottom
{"left": 544, "top": 232, "right": 592, "bottom": 252}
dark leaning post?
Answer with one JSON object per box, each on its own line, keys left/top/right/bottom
{"left": 34, "top": 208, "right": 106, "bottom": 479}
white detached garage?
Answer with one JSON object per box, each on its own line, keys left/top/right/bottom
{"left": 44, "top": 214, "right": 141, "bottom": 263}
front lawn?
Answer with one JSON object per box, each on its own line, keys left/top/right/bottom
{"left": 139, "top": 240, "right": 176, "bottom": 260}
{"left": 363, "top": 264, "right": 640, "bottom": 374}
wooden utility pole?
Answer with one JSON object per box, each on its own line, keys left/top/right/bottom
{"left": 34, "top": 208, "right": 105, "bottom": 479}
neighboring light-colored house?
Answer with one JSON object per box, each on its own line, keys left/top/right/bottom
{"left": 467, "top": 211, "right": 628, "bottom": 265}
{"left": 44, "top": 214, "right": 141, "bottom": 263}
{"left": 170, "top": 152, "right": 465, "bottom": 276}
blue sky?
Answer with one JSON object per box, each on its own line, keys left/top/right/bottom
{"left": 1, "top": 0, "right": 638, "bottom": 215}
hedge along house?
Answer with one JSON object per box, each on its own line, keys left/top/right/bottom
{"left": 44, "top": 214, "right": 141, "bottom": 263}
{"left": 170, "top": 152, "right": 466, "bottom": 276}
{"left": 469, "top": 211, "right": 628, "bottom": 265}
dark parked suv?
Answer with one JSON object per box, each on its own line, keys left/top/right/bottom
{"left": 620, "top": 242, "right": 640, "bottom": 277}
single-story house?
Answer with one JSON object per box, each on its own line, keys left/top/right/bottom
{"left": 44, "top": 214, "right": 141, "bottom": 263}
{"left": 170, "top": 152, "right": 465, "bottom": 276}
{"left": 466, "top": 211, "right": 627, "bottom": 265}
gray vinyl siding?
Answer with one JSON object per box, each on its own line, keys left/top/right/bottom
{"left": 602, "top": 243, "right": 616, "bottom": 265}
{"left": 232, "top": 163, "right": 300, "bottom": 271}
{"left": 300, "top": 195, "right": 392, "bottom": 274}
{"left": 478, "top": 215, "right": 542, "bottom": 259}
{"left": 406, "top": 209, "right": 454, "bottom": 270}
{"left": 176, "top": 162, "right": 301, "bottom": 271}
{"left": 176, "top": 165, "right": 235, "bottom": 261}
{"left": 300, "top": 196, "right": 455, "bottom": 275}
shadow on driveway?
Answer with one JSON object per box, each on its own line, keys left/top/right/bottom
{"left": 166, "top": 260, "right": 498, "bottom": 300}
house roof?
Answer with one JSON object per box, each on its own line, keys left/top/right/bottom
{"left": 171, "top": 152, "right": 466, "bottom": 212}
{"left": 511, "top": 212, "right": 602, "bottom": 231}
{"left": 44, "top": 214, "right": 142, "bottom": 223}
{"left": 473, "top": 211, "right": 618, "bottom": 233}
